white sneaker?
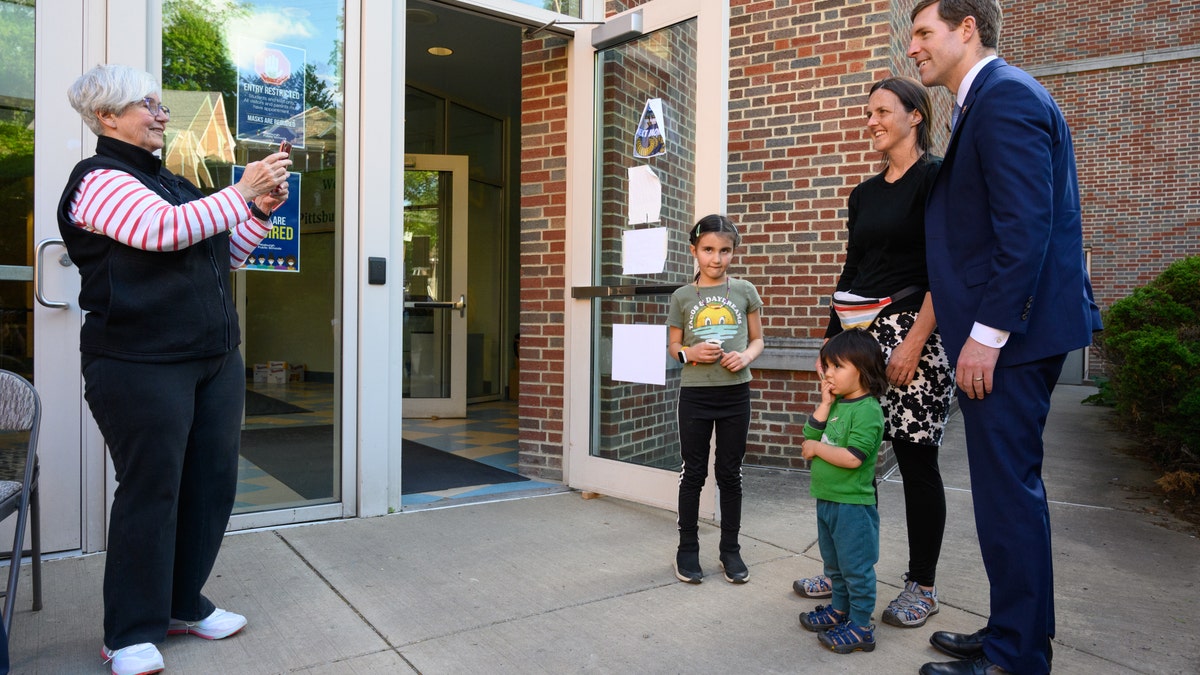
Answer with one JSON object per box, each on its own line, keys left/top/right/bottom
{"left": 101, "top": 643, "right": 164, "bottom": 675}
{"left": 167, "top": 607, "right": 247, "bottom": 640}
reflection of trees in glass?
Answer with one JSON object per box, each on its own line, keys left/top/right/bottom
{"left": 0, "top": 0, "right": 35, "bottom": 101}
{"left": 547, "top": 0, "right": 580, "bottom": 14}
{"left": 304, "top": 63, "right": 337, "bottom": 111}
{"left": 162, "top": 0, "right": 245, "bottom": 123}
{"left": 0, "top": 0, "right": 35, "bottom": 191}
{"left": 0, "top": 112, "right": 34, "bottom": 180}
{"left": 404, "top": 170, "right": 440, "bottom": 241}
{"left": 329, "top": 7, "right": 345, "bottom": 97}
{"left": 404, "top": 170, "right": 441, "bottom": 300}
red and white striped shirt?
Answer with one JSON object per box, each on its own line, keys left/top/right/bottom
{"left": 67, "top": 168, "right": 273, "bottom": 269}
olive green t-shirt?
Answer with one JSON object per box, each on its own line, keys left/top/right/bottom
{"left": 668, "top": 278, "right": 763, "bottom": 387}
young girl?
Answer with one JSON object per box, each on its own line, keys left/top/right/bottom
{"left": 667, "top": 214, "right": 764, "bottom": 584}
{"left": 798, "top": 328, "right": 887, "bottom": 653}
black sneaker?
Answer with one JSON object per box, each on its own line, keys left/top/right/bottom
{"left": 719, "top": 551, "right": 749, "bottom": 583}
{"left": 674, "top": 549, "right": 703, "bottom": 583}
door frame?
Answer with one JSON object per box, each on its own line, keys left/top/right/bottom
{"left": 564, "top": 0, "right": 729, "bottom": 514}
{"left": 401, "top": 154, "right": 470, "bottom": 419}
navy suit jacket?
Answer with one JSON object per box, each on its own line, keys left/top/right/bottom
{"left": 925, "top": 58, "right": 1102, "bottom": 366}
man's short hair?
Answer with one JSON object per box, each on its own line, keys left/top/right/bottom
{"left": 911, "top": 0, "right": 1002, "bottom": 49}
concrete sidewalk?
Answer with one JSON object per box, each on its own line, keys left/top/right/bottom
{"left": 8, "top": 385, "right": 1200, "bottom": 674}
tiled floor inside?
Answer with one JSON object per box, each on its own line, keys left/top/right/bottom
{"left": 235, "top": 382, "right": 559, "bottom": 512}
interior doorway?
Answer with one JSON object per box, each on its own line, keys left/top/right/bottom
{"left": 400, "top": 0, "right": 538, "bottom": 505}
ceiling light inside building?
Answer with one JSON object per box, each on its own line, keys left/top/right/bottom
{"left": 427, "top": 47, "right": 453, "bottom": 57}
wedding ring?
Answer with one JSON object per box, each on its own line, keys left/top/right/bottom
{"left": 973, "top": 377, "right": 984, "bottom": 381}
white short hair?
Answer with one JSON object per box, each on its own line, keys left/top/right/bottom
{"left": 67, "top": 64, "right": 159, "bottom": 136}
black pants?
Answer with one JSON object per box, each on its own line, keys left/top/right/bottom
{"left": 891, "top": 438, "right": 946, "bottom": 586}
{"left": 676, "top": 383, "right": 751, "bottom": 553}
{"left": 82, "top": 350, "right": 244, "bottom": 650}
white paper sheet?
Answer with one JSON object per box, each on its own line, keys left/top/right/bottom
{"left": 627, "top": 165, "right": 662, "bottom": 225}
{"left": 622, "top": 227, "right": 668, "bottom": 275}
{"left": 611, "top": 323, "right": 666, "bottom": 385}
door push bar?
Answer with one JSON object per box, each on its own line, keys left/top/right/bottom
{"left": 404, "top": 294, "right": 467, "bottom": 318}
{"left": 34, "top": 238, "right": 72, "bottom": 309}
{"left": 570, "top": 284, "right": 682, "bottom": 299}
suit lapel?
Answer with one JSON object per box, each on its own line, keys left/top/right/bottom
{"left": 945, "top": 58, "right": 1008, "bottom": 155}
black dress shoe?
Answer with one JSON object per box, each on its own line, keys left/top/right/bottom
{"left": 929, "top": 628, "right": 988, "bottom": 659}
{"left": 919, "top": 655, "right": 1010, "bottom": 675}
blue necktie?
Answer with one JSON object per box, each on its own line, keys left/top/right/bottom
{"left": 951, "top": 102, "right": 962, "bottom": 131}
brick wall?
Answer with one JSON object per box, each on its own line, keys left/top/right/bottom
{"left": 1000, "top": 1, "right": 1200, "bottom": 309}
{"left": 518, "top": 0, "right": 1199, "bottom": 477}
{"left": 728, "top": 0, "right": 914, "bottom": 467}
{"left": 518, "top": 36, "right": 570, "bottom": 480}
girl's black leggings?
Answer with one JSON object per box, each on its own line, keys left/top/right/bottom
{"left": 676, "top": 382, "right": 751, "bottom": 553}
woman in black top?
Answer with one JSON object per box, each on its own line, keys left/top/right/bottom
{"left": 794, "top": 77, "right": 955, "bottom": 630}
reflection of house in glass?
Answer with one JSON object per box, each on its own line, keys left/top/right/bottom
{"left": 162, "top": 90, "right": 341, "bottom": 185}
{"left": 162, "top": 90, "right": 236, "bottom": 189}
{"left": 260, "top": 107, "right": 342, "bottom": 173}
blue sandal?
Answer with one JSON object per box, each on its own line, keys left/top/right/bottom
{"left": 818, "top": 619, "right": 876, "bottom": 654}
{"left": 799, "top": 604, "right": 846, "bottom": 632}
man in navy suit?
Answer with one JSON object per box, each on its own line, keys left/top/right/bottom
{"left": 908, "top": 1, "right": 1102, "bottom": 673}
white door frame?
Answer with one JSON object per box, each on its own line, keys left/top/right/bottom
{"left": 564, "top": 0, "right": 729, "bottom": 515}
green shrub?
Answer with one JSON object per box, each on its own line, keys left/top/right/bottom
{"left": 1097, "top": 256, "right": 1200, "bottom": 471}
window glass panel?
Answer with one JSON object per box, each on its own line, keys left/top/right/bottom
{"left": 162, "top": 0, "right": 346, "bottom": 513}
{"left": 510, "top": 0, "right": 581, "bottom": 19}
{"left": 591, "top": 19, "right": 699, "bottom": 469}
{"left": 0, "top": 0, "right": 36, "bottom": 383}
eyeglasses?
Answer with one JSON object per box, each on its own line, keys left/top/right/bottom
{"left": 137, "top": 97, "right": 170, "bottom": 118}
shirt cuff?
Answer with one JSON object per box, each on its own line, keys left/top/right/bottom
{"left": 970, "top": 322, "right": 1010, "bottom": 348}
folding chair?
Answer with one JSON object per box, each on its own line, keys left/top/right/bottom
{"left": 0, "top": 369, "right": 43, "bottom": 635}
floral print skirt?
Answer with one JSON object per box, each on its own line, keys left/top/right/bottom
{"left": 868, "top": 311, "right": 956, "bottom": 446}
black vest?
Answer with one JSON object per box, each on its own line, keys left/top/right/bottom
{"left": 57, "top": 136, "right": 240, "bottom": 362}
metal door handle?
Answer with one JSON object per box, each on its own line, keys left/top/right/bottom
{"left": 34, "top": 239, "right": 71, "bottom": 309}
{"left": 404, "top": 294, "right": 466, "bottom": 318}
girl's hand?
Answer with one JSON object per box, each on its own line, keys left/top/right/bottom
{"left": 720, "top": 349, "right": 750, "bottom": 372}
{"left": 692, "top": 341, "right": 722, "bottom": 364}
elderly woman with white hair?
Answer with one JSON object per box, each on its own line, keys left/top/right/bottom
{"left": 58, "top": 64, "right": 290, "bottom": 675}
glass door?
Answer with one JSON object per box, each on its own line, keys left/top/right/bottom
{"left": 156, "top": 0, "right": 348, "bottom": 523}
{"left": 403, "top": 154, "right": 468, "bottom": 418}
{"left": 566, "top": 0, "right": 728, "bottom": 515}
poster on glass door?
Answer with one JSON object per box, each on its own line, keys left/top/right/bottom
{"left": 233, "top": 167, "right": 301, "bottom": 272}
{"left": 235, "top": 39, "right": 306, "bottom": 148}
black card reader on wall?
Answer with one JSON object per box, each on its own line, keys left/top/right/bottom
{"left": 368, "top": 257, "right": 386, "bottom": 285}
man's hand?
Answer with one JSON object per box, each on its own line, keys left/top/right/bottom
{"left": 956, "top": 337, "right": 1000, "bottom": 399}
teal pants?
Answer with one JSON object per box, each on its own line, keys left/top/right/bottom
{"left": 816, "top": 499, "right": 879, "bottom": 626}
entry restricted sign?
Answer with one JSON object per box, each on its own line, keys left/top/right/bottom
{"left": 236, "top": 39, "right": 306, "bottom": 148}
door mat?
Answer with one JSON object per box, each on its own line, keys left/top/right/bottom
{"left": 402, "top": 438, "right": 529, "bottom": 494}
{"left": 239, "top": 425, "right": 528, "bottom": 500}
{"left": 240, "top": 425, "right": 335, "bottom": 500}
{"left": 245, "top": 390, "right": 311, "bottom": 416}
